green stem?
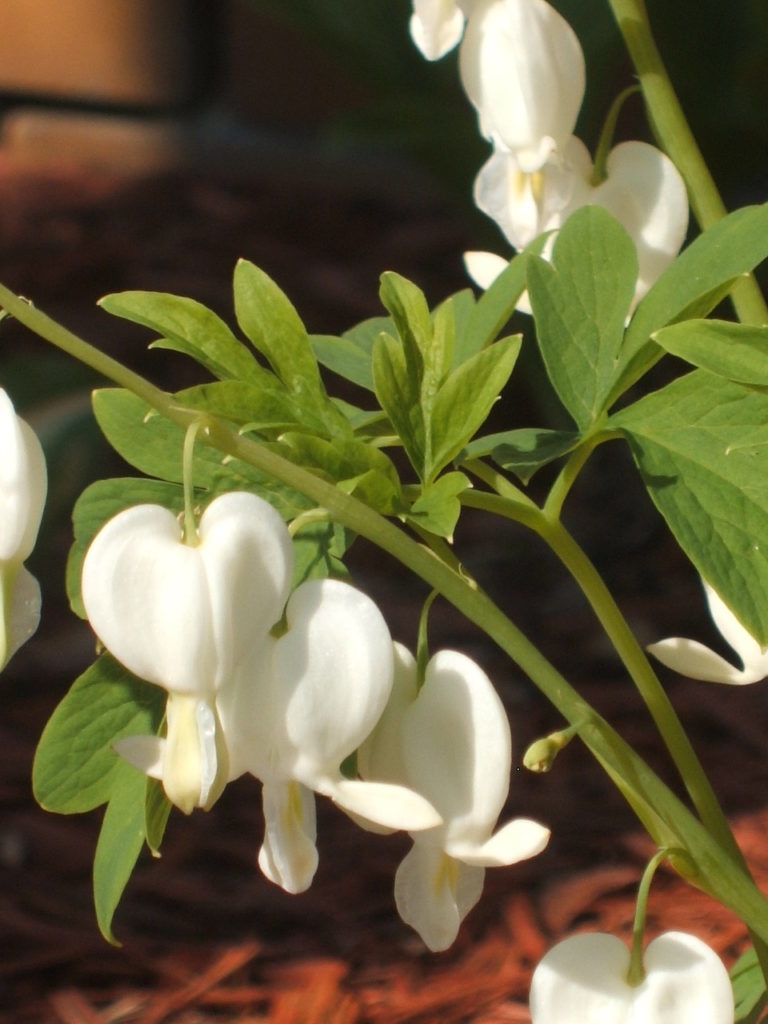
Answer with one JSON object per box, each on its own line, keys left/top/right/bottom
{"left": 605, "top": 0, "right": 768, "bottom": 325}
{"left": 627, "top": 848, "right": 671, "bottom": 986}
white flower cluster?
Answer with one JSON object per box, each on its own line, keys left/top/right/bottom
{"left": 81, "top": 491, "right": 550, "bottom": 951}
{"left": 411, "top": 0, "right": 689, "bottom": 313}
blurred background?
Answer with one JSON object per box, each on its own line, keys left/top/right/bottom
{"left": 1, "top": 3, "right": 767, "bottom": 1021}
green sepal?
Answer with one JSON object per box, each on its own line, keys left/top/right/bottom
{"left": 528, "top": 206, "right": 638, "bottom": 431}
{"left": 611, "top": 369, "right": 768, "bottom": 644}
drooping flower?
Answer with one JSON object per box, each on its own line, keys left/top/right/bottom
{"left": 0, "top": 388, "right": 47, "bottom": 670}
{"left": 82, "top": 491, "right": 294, "bottom": 814}
{"left": 358, "top": 643, "right": 550, "bottom": 951}
{"left": 648, "top": 578, "right": 768, "bottom": 685}
{"left": 466, "top": 138, "right": 689, "bottom": 312}
{"left": 529, "top": 931, "right": 734, "bottom": 1023}
{"left": 218, "top": 580, "right": 442, "bottom": 894}
{"left": 459, "top": 0, "right": 586, "bottom": 172}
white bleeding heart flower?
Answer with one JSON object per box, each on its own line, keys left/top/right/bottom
{"left": 358, "top": 642, "right": 550, "bottom": 951}
{"left": 410, "top": 0, "right": 470, "bottom": 60}
{"left": 0, "top": 388, "right": 47, "bottom": 669}
{"left": 459, "top": 0, "right": 585, "bottom": 173}
{"left": 466, "top": 137, "right": 688, "bottom": 313}
{"left": 529, "top": 931, "right": 734, "bottom": 1023}
{"left": 82, "top": 491, "right": 293, "bottom": 814}
{"left": 648, "top": 578, "right": 768, "bottom": 685}
{"left": 218, "top": 579, "right": 442, "bottom": 895}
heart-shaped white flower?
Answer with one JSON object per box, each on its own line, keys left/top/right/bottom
{"left": 218, "top": 579, "right": 442, "bottom": 894}
{"left": 82, "top": 491, "right": 294, "bottom": 813}
{"left": 529, "top": 931, "right": 734, "bottom": 1023}
{"left": 359, "top": 643, "right": 550, "bottom": 951}
{"left": 467, "top": 137, "right": 688, "bottom": 313}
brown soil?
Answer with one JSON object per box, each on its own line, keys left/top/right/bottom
{"left": 1, "top": 150, "right": 766, "bottom": 1023}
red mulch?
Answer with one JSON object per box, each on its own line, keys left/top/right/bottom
{"left": 0, "top": 149, "right": 767, "bottom": 1023}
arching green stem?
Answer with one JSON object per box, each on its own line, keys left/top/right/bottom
{"left": 626, "top": 848, "right": 673, "bottom": 986}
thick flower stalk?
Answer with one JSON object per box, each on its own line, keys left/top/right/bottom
{"left": 0, "top": 388, "right": 47, "bottom": 670}
{"left": 529, "top": 931, "right": 734, "bottom": 1023}
{"left": 459, "top": 0, "right": 585, "bottom": 172}
{"left": 218, "top": 579, "right": 442, "bottom": 895}
{"left": 648, "top": 578, "right": 768, "bottom": 684}
{"left": 358, "top": 643, "right": 550, "bottom": 951}
{"left": 466, "top": 138, "right": 689, "bottom": 310}
{"left": 81, "top": 491, "right": 294, "bottom": 814}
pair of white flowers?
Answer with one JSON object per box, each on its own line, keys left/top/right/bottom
{"left": 411, "top": 0, "right": 689, "bottom": 311}
{"left": 0, "top": 389, "right": 47, "bottom": 671}
{"left": 81, "top": 490, "right": 549, "bottom": 950}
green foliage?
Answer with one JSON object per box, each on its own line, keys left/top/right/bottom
{"left": 463, "top": 428, "right": 582, "bottom": 484}
{"left": 374, "top": 272, "right": 521, "bottom": 484}
{"left": 613, "top": 203, "right": 768, "bottom": 400}
{"left": 527, "top": 206, "right": 638, "bottom": 430}
{"left": 32, "top": 655, "right": 166, "bottom": 943}
{"left": 653, "top": 319, "right": 768, "bottom": 385}
{"left": 612, "top": 370, "right": 768, "bottom": 645}
{"left": 731, "top": 948, "right": 768, "bottom": 1022}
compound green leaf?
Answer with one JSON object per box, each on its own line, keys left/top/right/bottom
{"left": 653, "top": 319, "right": 768, "bottom": 386}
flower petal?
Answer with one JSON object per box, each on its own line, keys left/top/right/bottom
{"left": 446, "top": 816, "right": 550, "bottom": 866}
{"left": 394, "top": 842, "right": 485, "bottom": 951}
{"left": 593, "top": 141, "right": 688, "bottom": 303}
{"left": 82, "top": 492, "right": 293, "bottom": 695}
{"left": 704, "top": 579, "right": 768, "bottom": 674}
{"left": 403, "top": 649, "right": 512, "bottom": 845}
{"left": 327, "top": 778, "right": 442, "bottom": 832}
{"left": 647, "top": 636, "right": 761, "bottom": 685}
{"left": 258, "top": 779, "right": 319, "bottom": 894}
{"left": 530, "top": 931, "right": 733, "bottom": 1023}
{"left": 113, "top": 734, "right": 165, "bottom": 779}
{"left": 0, "top": 389, "right": 47, "bottom": 563}
{"left": 0, "top": 563, "right": 41, "bottom": 668}
{"left": 269, "top": 578, "right": 394, "bottom": 783}
{"left": 410, "top": 0, "right": 466, "bottom": 59}
{"left": 463, "top": 250, "right": 510, "bottom": 290}
{"left": 459, "top": 0, "right": 585, "bottom": 171}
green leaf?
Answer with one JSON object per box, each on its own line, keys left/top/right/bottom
{"left": 32, "top": 654, "right": 165, "bottom": 814}
{"left": 615, "top": 202, "right": 768, "bottom": 399}
{"left": 372, "top": 330, "right": 427, "bottom": 478}
{"left": 176, "top": 380, "right": 334, "bottom": 437}
{"left": 438, "top": 289, "right": 476, "bottom": 368}
{"left": 611, "top": 369, "right": 768, "bottom": 644}
{"left": 66, "top": 477, "right": 184, "bottom": 618}
{"left": 463, "top": 428, "right": 581, "bottom": 484}
{"left": 277, "top": 432, "right": 403, "bottom": 514}
{"left": 528, "top": 206, "right": 638, "bottom": 430}
{"left": 93, "top": 761, "right": 149, "bottom": 943}
{"left": 310, "top": 315, "right": 395, "bottom": 393}
{"left": 732, "top": 948, "right": 768, "bottom": 1022}
{"left": 292, "top": 521, "right": 349, "bottom": 586}
{"left": 428, "top": 335, "right": 521, "bottom": 480}
{"left": 653, "top": 319, "right": 768, "bottom": 385}
{"left": 91, "top": 389, "right": 309, "bottom": 517}
{"left": 99, "top": 290, "right": 267, "bottom": 386}
{"left": 406, "top": 471, "right": 470, "bottom": 538}
{"left": 461, "top": 245, "right": 544, "bottom": 356}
